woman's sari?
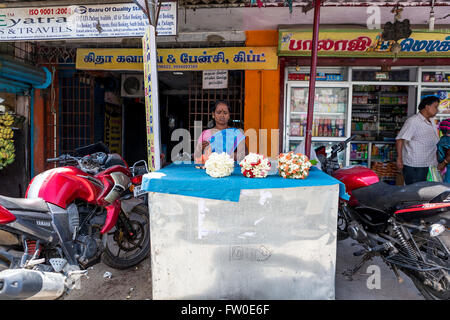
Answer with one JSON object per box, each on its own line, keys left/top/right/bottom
{"left": 195, "top": 128, "right": 245, "bottom": 164}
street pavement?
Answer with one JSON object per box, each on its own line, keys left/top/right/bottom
{"left": 335, "top": 238, "right": 424, "bottom": 300}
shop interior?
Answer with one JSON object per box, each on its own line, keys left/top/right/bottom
{"left": 115, "top": 70, "right": 244, "bottom": 166}
{"left": 285, "top": 66, "right": 450, "bottom": 185}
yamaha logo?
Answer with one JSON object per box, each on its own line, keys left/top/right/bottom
{"left": 36, "top": 220, "right": 51, "bottom": 227}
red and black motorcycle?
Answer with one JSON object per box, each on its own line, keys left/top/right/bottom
{"left": 317, "top": 135, "right": 450, "bottom": 300}
{"left": 0, "top": 142, "right": 150, "bottom": 299}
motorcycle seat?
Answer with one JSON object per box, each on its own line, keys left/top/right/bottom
{"left": 104, "top": 154, "right": 127, "bottom": 168}
{"left": 352, "top": 181, "right": 450, "bottom": 212}
{"left": 0, "top": 195, "right": 49, "bottom": 213}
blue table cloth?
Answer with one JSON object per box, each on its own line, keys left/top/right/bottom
{"left": 142, "top": 163, "right": 349, "bottom": 202}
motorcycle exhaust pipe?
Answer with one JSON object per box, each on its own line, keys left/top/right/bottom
{"left": 0, "top": 269, "right": 66, "bottom": 300}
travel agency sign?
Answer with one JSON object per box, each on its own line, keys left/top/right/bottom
{"left": 279, "top": 29, "right": 450, "bottom": 58}
{"left": 0, "top": 2, "right": 177, "bottom": 40}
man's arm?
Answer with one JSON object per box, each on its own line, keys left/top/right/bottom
{"left": 396, "top": 139, "right": 404, "bottom": 171}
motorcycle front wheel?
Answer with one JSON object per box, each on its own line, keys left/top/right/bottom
{"left": 102, "top": 204, "right": 150, "bottom": 270}
{"left": 337, "top": 206, "right": 349, "bottom": 241}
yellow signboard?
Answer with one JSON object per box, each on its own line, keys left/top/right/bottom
{"left": 279, "top": 29, "right": 450, "bottom": 57}
{"left": 76, "top": 47, "right": 278, "bottom": 71}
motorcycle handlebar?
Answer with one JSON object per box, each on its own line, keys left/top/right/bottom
{"left": 344, "top": 135, "right": 358, "bottom": 145}
{"left": 46, "top": 155, "right": 80, "bottom": 163}
{"left": 328, "top": 135, "right": 358, "bottom": 161}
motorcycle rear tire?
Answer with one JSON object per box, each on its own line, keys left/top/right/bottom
{"left": 101, "top": 204, "right": 150, "bottom": 270}
{"left": 408, "top": 231, "right": 450, "bottom": 300}
{"left": 410, "top": 274, "right": 450, "bottom": 300}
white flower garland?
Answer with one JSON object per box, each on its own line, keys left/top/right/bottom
{"left": 239, "top": 153, "right": 271, "bottom": 178}
{"left": 278, "top": 152, "right": 312, "bottom": 179}
{"left": 204, "top": 152, "right": 235, "bottom": 178}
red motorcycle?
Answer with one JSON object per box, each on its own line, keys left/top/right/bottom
{"left": 0, "top": 142, "right": 150, "bottom": 299}
{"left": 317, "top": 136, "right": 450, "bottom": 300}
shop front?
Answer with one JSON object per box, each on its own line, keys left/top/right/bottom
{"left": 76, "top": 45, "right": 278, "bottom": 166}
{"left": 0, "top": 53, "right": 51, "bottom": 196}
{"left": 278, "top": 27, "right": 450, "bottom": 185}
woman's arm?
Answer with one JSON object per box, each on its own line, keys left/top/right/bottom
{"left": 234, "top": 129, "right": 247, "bottom": 163}
{"left": 235, "top": 139, "right": 247, "bottom": 163}
{"left": 437, "top": 149, "right": 450, "bottom": 171}
{"left": 194, "top": 130, "right": 210, "bottom": 161}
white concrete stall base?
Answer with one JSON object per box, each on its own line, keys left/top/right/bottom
{"left": 148, "top": 184, "right": 339, "bottom": 300}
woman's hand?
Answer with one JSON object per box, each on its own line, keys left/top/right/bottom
{"left": 445, "top": 149, "right": 450, "bottom": 163}
{"left": 201, "top": 141, "right": 210, "bottom": 151}
{"left": 437, "top": 149, "right": 450, "bottom": 171}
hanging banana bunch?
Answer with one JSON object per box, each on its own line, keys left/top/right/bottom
{"left": 0, "top": 109, "right": 16, "bottom": 170}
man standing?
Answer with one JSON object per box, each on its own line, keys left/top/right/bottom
{"left": 396, "top": 96, "right": 440, "bottom": 185}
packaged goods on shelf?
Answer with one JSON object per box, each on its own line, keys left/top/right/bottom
{"left": 371, "top": 161, "right": 398, "bottom": 180}
{"left": 290, "top": 121, "right": 301, "bottom": 136}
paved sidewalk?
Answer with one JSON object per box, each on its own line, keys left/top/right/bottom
{"left": 335, "top": 238, "right": 424, "bottom": 300}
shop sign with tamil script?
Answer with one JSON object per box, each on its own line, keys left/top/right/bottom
{"left": 0, "top": 2, "right": 177, "bottom": 41}
{"left": 76, "top": 47, "right": 278, "bottom": 71}
{"left": 279, "top": 29, "right": 450, "bottom": 58}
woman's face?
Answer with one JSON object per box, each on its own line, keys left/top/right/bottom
{"left": 213, "top": 103, "right": 230, "bottom": 126}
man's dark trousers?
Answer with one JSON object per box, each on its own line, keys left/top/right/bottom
{"left": 402, "top": 165, "right": 428, "bottom": 185}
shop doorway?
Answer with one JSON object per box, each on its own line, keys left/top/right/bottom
{"left": 158, "top": 70, "right": 245, "bottom": 164}
{"left": 58, "top": 70, "right": 95, "bottom": 154}
{"left": 122, "top": 97, "right": 147, "bottom": 166}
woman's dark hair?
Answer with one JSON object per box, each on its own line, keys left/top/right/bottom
{"left": 418, "top": 96, "right": 440, "bottom": 110}
{"left": 208, "top": 100, "right": 233, "bottom": 128}
{"left": 211, "top": 100, "right": 231, "bottom": 113}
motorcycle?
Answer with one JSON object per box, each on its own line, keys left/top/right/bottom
{"left": 317, "top": 135, "right": 450, "bottom": 300}
{"left": 0, "top": 142, "right": 150, "bottom": 299}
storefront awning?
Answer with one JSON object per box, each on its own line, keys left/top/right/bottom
{"left": 0, "top": 55, "right": 51, "bottom": 94}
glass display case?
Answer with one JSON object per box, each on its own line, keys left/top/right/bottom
{"left": 289, "top": 87, "right": 347, "bottom": 137}
{"left": 284, "top": 67, "right": 351, "bottom": 166}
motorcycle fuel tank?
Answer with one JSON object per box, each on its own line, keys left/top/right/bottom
{"left": 332, "top": 165, "right": 379, "bottom": 193}
{"left": 26, "top": 167, "right": 103, "bottom": 208}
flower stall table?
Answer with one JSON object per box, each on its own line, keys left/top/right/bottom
{"left": 142, "top": 163, "right": 348, "bottom": 300}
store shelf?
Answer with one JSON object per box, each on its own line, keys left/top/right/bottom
{"left": 420, "top": 83, "right": 450, "bottom": 87}
{"left": 288, "top": 136, "right": 346, "bottom": 141}
{"left": 353, "top": 91, "right": 408, "bottom": 95}
{"left": 290, "top": 112, "right": 345, "bottom": 116}
{"left": 379, "top": 104, "right": 408, "bottom": 106}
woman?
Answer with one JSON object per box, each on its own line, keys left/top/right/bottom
{"left": 436, "top": 118, "right": 450, "bottom": 182}
{"left": 194, "top": 100, "right": 246, "bottom": 164}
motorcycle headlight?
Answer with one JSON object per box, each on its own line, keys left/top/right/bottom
{"left": 430, "top": 224, "right": 446, "bottom": 237}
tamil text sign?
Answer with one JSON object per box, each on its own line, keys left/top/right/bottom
{"left": 76, "top": 47, "right": 278, "bottom": 71}
{"left": 279, "top": 29, "right": 450, "bottom": 57}
{"left": 203, "top": 70, "right": 228, "bottom": 89}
